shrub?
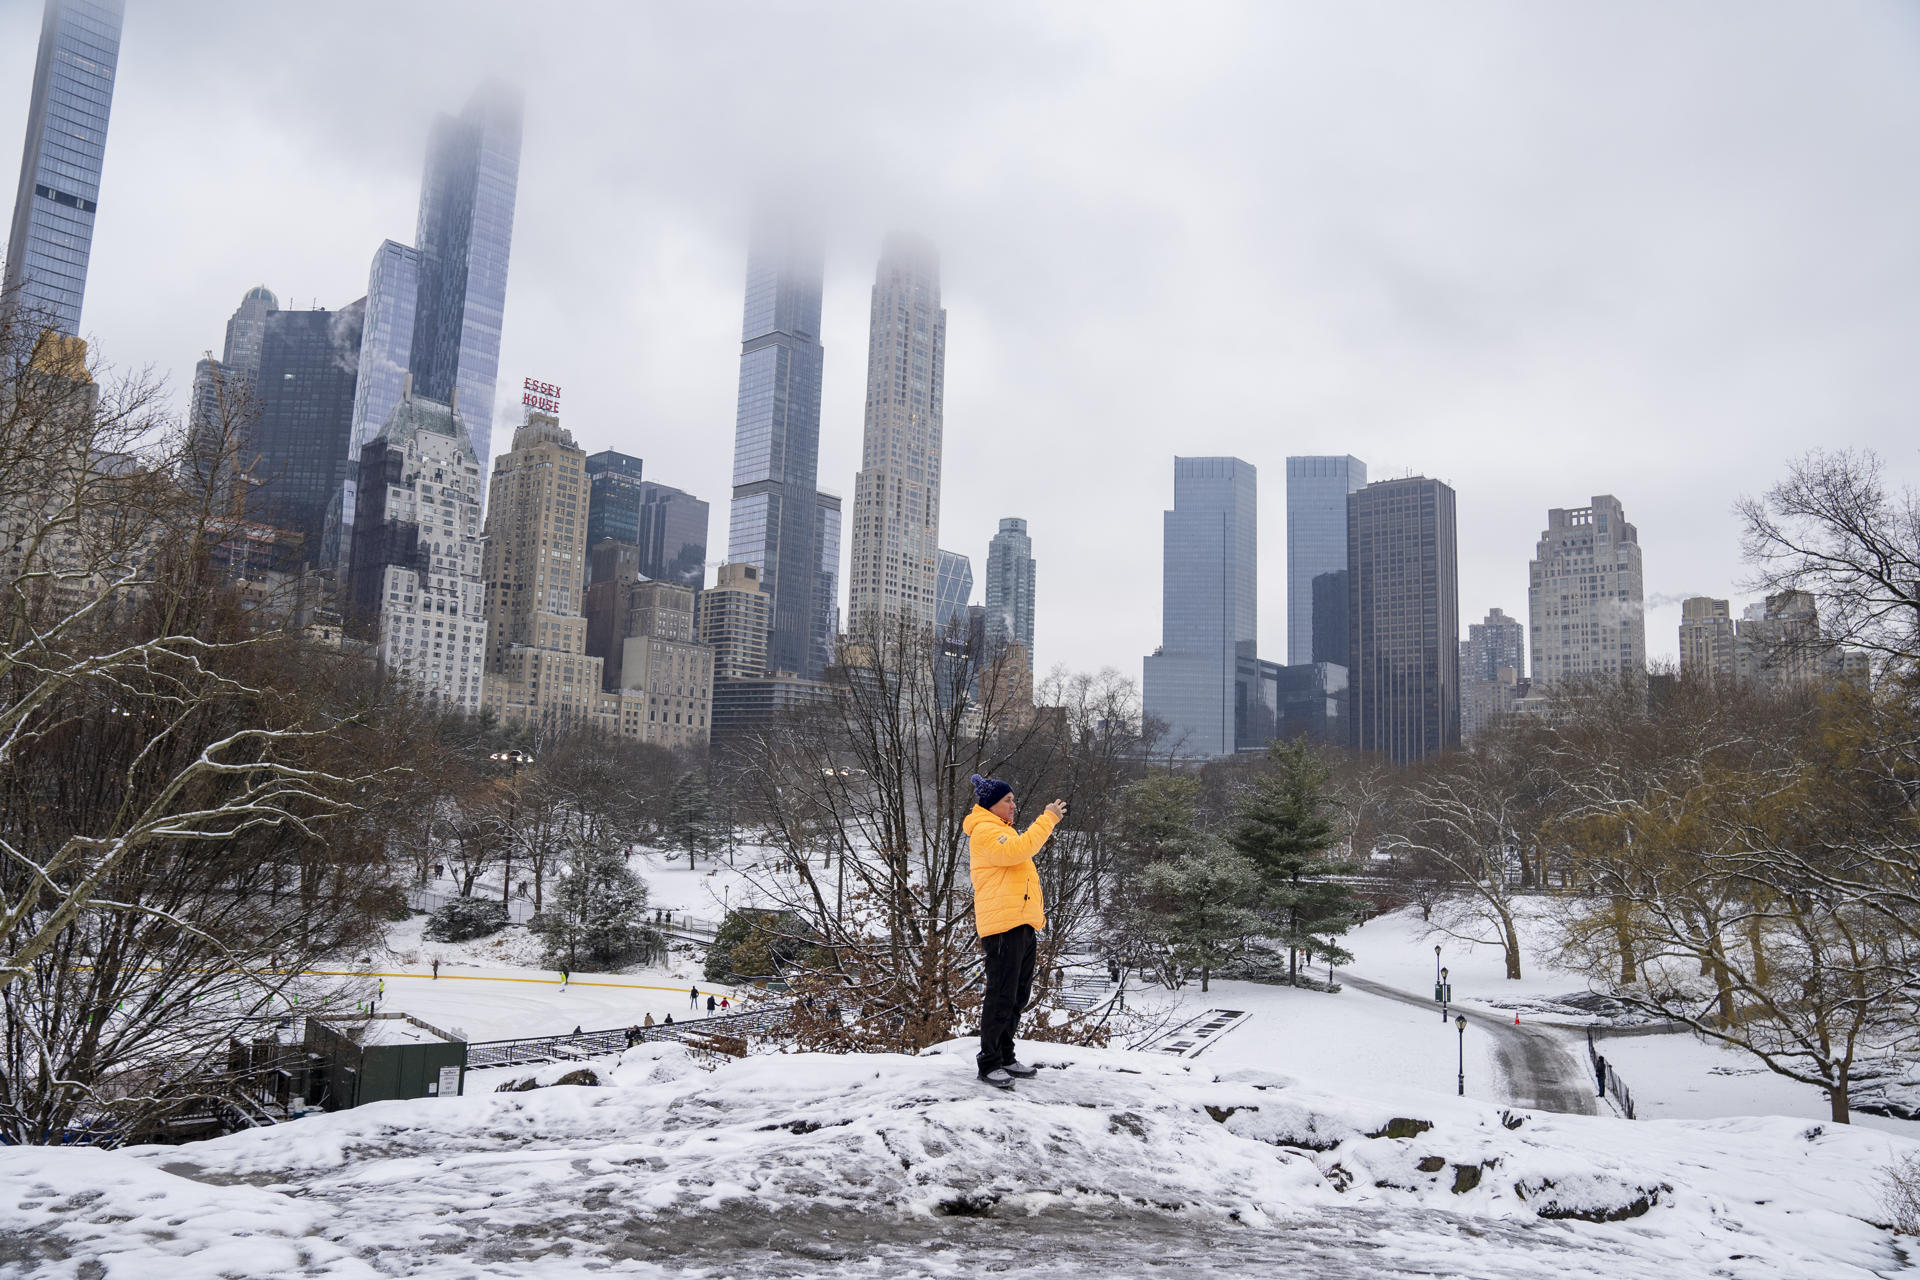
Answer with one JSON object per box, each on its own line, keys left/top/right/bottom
{"left": 1887, "top": 1151, "right": 1920, "bottom": 1235}
{"left": 424, "top": 897, "right": 509, "bottom": 942}
{"left": 704, "top": 908, "right": 813, "bottom": 983}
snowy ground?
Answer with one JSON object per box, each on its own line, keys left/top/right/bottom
{"left": 4, "top": 1039, "right": 1916, "bottom": 1278}
{"left": 1340, "top": 904, "right": 1920, "bottom": 1139}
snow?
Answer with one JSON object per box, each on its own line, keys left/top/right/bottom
{"left": 348, "top": 1013, "right": 458, "bottom": 1046}
{"left": 1343, "top": 900, "right": 1605, "bottom": 1019}
{"left": 3, "top": 1039, "right": 1915, "bottom": 1277}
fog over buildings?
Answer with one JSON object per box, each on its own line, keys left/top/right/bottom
{"left": 3, "top": 2, "right": 1917, "bottom": 681}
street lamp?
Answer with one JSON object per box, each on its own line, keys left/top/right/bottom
{"left": 489, "top": 750, "right": 535, "bottom": 907}
{"left": 1438, "top": 966, "right": 1451, "bottom": 1022}
{"left": 1434, "top": 944, "right": 1442, "bottom": 985}
{"left": 1455, "top": 1014, "right": 1468, "bottom": 1096}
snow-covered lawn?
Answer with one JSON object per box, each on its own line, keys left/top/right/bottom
{"left": 4, "top": 1039, "right": 1914, "bottom": 1277}
{"left": 1343, "top": 900, "right": 1598, "bottom": 1018}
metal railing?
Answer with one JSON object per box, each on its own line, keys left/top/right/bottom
{"left": 465, "top": 1003, "right": 793, "bottom": 1072}
{"left": 408, "top": 885, "right": 537, "bottom": 926}
{"left": 1586, "top": 1029, "right": 1637, "bottom": 1119}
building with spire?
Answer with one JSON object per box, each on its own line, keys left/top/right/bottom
{"left": 847, "top": 234, "right": 945, "bottom": 634}
{"left": 3, "top": 0, "right": 124, "bottom": 338}
{"left": 727, "top": 212, "right": 825, "bottom": 677}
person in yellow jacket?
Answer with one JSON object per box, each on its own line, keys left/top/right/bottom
{"left": 964, "top": 772, "right": 1066, "bottom": 1089}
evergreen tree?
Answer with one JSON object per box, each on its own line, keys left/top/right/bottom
{"left": 667, "top": 770, "right": 720, "bottom": 867}
{"left": 1228, "top": 740, "right": 1360, "bottom": 985}
{"left": 532, "top": 844, "right": 660, "bottom": 971}
{"left": 1136, "top": 839, "right": 1263, "bottom": 992}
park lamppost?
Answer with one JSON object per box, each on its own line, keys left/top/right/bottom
{"left": 489, "top": 750, "right": 535, "bottom": 906}
{"left": 1437, "top": 966, "right": 1451, "bottom": 1022}
{"left": 1455, "top": 1014, "right": 1468, "bottom": 1096}
{"left": 1434, "top": 944, "right": 1441, "bottom": 986}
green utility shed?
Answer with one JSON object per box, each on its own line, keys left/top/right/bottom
{"left": 307, "top": 1013, "right": 467, "bottom": 1111}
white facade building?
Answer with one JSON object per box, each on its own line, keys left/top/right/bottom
{"left": 1527, "top": 495, "right": 1646, "bottom": 687}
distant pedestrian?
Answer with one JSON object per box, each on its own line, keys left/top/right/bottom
{"left": 689, "top": 985, "right": 699, "bottom": 1009}
{"left": 720, "top": 997, "right": 729, "bottom": 1012}
{"left": 644, "top": 1012, "right": 655, "bottom": 1027}
{"left": 560, "top": 967, "right": 570, "bottom": 989}
{"left": 625, "top": 1025, "right": 639, "bottom": 1048}
{"left": 377, "top": 978, "right": 385, "bottom": 999}
{"left": 706, "top": 995, "right": 716, "bottom": 1015}
{"left": 431, "top": 958, "right": 440, "bottom": 980}
{"left": 664, "top": 1014, "right": 674, "bottom": 1026}
{"left": 573, "top": 1025, "right": 582, "bottom": 1036}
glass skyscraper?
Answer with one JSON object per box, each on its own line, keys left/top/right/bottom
{"left": 1285, "top": 456, "right": 1366, "bottom": 666}
{"left": 935, "top": 549, "right": 973, "bottom": 638}
{"left": 3, "top": 0, "right": 124, "bottom": 337}
{"left": 727, "top": 212, "right": 825, "bottom": 678}
{"left": 249, "top": 302, "right": 367, "bottom": 550}
{"left": 410, "top": 83, "right": 522, "bottom": 468}
{"left": 638, "top": 481, "right": 709, "bottom": 589}
{"left": 1143, "top": 457, "right": 1258, "bottom": 758}
{"left": 984, "top": 516, "right": 1036, "bottom": 671}
{"left": 586, "top": 449, "right": 646, "bottom": 548}
{"left": 812, "top": 490, "right": 841, "bottom": 674}
{"left": 1347, "top": 477, "right": 1460, "bottom": 763}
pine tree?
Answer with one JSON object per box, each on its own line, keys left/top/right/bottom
{"left": 1228, "top": 740, "right": 1360, "bottom": 985}
{"left": 667, "top": 770, "right": 720, "bottom": 868}
{"left": 1136, "top": 840, "right": 1263, "bottom": 992}
{"left": 532, "top": 844, "right": 659, "bottom": 971}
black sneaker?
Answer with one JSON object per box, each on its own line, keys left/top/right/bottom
{"left": 1002, "top": 1060, "right": 1038, "bottom": 1078}
{"left": 979, "top": 1068, "right": 1015, "bottom": 1090}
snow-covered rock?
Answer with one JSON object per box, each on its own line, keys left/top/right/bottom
{"left": 0, "top": 1039, "right": 1913, "bottom": 1277}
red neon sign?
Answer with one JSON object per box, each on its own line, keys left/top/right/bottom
{"left": 521, "top": 376, "right": 562, "bottom": 414}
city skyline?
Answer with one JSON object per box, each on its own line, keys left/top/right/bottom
{"left": 3, "top": 3, "right": 1915, "bottom": 682}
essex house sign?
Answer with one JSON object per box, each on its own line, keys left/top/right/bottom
{"left": 521, "top": 376, "right": 562, "bottom": 414}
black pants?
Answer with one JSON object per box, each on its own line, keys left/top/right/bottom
{"left": 978, "top": 924, "right": 1036, "bottom": 1076}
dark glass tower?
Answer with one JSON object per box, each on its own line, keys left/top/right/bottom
{"left": 409, "top": 83, "right": 521, "bottom": 468}
{"left": 586, "top": 449, "right": 645, "bottom": 549}
{"left": 248, "top": 302, "right": 367, "bottom": 551}
{"left": 812, "top": 490, "right": 841, "bottom": 673}
{"left": 727, "top": 213, "right": 824, "bottom": 677}
{"left": 1347, "top": 477, "right": 1460, "bottom": 764}
{"left": 984, "top": 516, "right": 1035, "bottom": 670}
{"left": 1142, "top": 457, "right": 1258, "bottom": 758}
{"left": 3, "top": 0, "right": 124, "bottom": 337}
{"left": 637, "top": 481, "right": 709, "bottom": 589}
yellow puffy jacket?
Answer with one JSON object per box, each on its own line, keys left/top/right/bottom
{"left": 965, "top": 805, "right": 1058, "bottom": 938}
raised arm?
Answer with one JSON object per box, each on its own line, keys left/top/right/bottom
{"left": 971, "top": 810, "right": 1060, "bottom": 868}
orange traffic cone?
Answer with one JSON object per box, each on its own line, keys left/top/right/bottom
{"left": 1514, "top": 1014, "right": 1521, "bottom": 1025}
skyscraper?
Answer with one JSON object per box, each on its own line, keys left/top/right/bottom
{"left": 1286, "top": 456, "right": 1367, "bottom": 666}
{"left": 410, "top": 83, "right": 522, "bottom": 468}
{"left": 1678, "top": 596, "right": 1736, "bottom": 684}
{"left": 935, "top": 549, "right": 973, "bottom": 638}
{"left": 847, "top": 234, "right": 945, "bottom": 633}
{"left": 345, "top": 380, "right": 488, "bottom": 714}
{"left": 247, "top": 302, "right": 366, "bottom": 549}
{"left": 187, "top": 285, "right": 279, "bottom": 492}
{"left": 698, "top": 562, "right": 772, "bottom": 682}
{"left": 1347, "top": 477, "right": 1459, "bottom": 763}
{"left": 1460, "top": 606, "right": 1527, "bottom": 741}
{"left": 727, "top": 213, "right": 824, "bottom": 678}
{"left": 479, "top": 410, "right": 602, "bottom": 729}
{"left": 812, "top": 490, "right": 841, "bottom": 673}
{"left": 328, "top": 242, "right": 421, "bottom": 569}
{"left": 984, "top": 516, "right": 1036, "bottom": 671}
{"left": 1310, "top": 570, "right": 1349, "bottom": 667}
{"left": 3, "top": 0, "right": 124, "bottom": 338}
{"left": 637, "top": 482, "right": 708, "bottom": 589}
{"left": 585, "top": 449, "right": 645, "bottom": 549}
{"left": 1527, "top": 495, "right": 1646, "bottom": 686}
{"left": 1143, "top": 457, "right": 1257, "bottom": 758}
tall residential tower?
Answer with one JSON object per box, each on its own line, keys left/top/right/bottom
{"left": 1527, "top": 495, "right": 1646, "bottom": 686}
{"left": 984, "top": 516, "right": 1036, "bottom": 671}
{"left": 3, "top": 0, "right": 124, "bottom": 337}
{"left": 847, "top": 235, "right": 945, "bottom": 633}
{"left": 727, "top": 214, "right": 825, "bottom": 676}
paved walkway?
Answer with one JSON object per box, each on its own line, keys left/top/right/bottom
{"left": 1340, "top": 973, "right": 1597, "bottom": 1116}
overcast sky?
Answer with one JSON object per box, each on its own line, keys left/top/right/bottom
{"left": 4, "top": 1, "right": 1917, "bottom": 680}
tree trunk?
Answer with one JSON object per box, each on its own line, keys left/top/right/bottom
{"left": 1201, "top": 966, "right": 1210, "bottom": 993}
{"left": 1610, "top": 897, "right": 1636, "bottom": 984}
{"left": 1830, "top": 1068, "right": 1851, "bottom": 1124}
{"left": 1501, "top": 911, "right": 1523, "bottom": 979}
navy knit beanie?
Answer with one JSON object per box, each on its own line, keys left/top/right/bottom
{"left": 970, "top": 773, "right": 1012, "bottom": 810}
